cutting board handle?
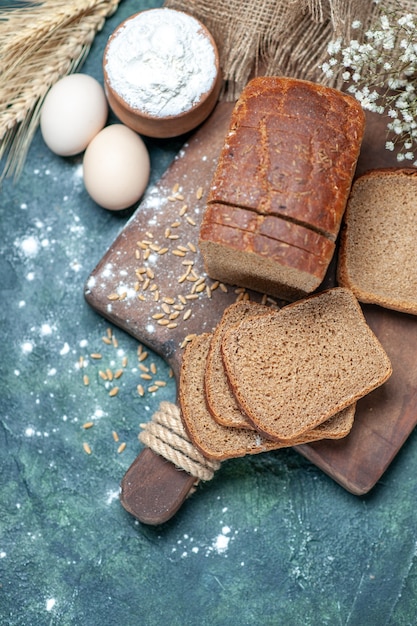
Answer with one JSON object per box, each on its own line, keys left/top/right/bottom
{"left": 120, "top": 400, "right": 221, "bottom": 525}
{"left": 120, "top": 447, "right": 197, "bottom": 525}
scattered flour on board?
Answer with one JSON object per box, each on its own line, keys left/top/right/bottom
{"left": 59, "top": 343, "right": 70, "bottom": 356}
{"left": 40, "top": 323, "right": 54, "bottom": 336}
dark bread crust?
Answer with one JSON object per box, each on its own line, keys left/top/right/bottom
{"left": 206, "top": 76, "right": 365, "bottom": 240}
{"left": 205, "top": 300, "right": 273, "bottom": 429}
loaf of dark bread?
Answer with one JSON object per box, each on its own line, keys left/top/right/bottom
{"left": 199, "top": 76, "right": 365, "bottom": 300}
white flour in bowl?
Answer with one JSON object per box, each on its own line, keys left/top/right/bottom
{"left": 104, "top": 8, "right": 218, "bottom": 117}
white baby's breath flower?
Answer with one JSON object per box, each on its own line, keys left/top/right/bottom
{"left": 380, "top": 15, "right": 390, "bottom": 30}
{"left": 398, "top": 14, "right": 415, "bottom": 29}
{"left": 382, "top": 34, "right": 395, "bottom": 50}
{"left": 395, "top": 99, "right": 408, "bottom": 109}
{"left": 322, "top": 8, "right": 417, "bottom": 160}
{"left": 388, "top": 77, "right": 403, "bottom": 89}
{"left": 372, "top": 29, "right": 385, "bottom": 43}
{"left": 321, "top": 62, "right": 334, "bottom": 79}
{"left": 327, "top": 39, "right": 342, "bottom": 55}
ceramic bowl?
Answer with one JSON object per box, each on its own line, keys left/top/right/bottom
{"left": 103, "top": 8, "right": 222, "bottom": 138}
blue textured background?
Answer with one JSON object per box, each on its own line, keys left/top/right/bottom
{"left": 1, "top": 1, "right": 417, "bottom": 624}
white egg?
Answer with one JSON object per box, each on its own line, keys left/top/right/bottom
{"left": 40, "top": 74, "right": 108, "bottom": 156}
{"left": 82, "top": 124, "right": 150, "bottom": 211}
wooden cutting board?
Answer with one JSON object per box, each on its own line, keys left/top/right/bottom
{"left": 84, "top": 102, "right": 417, "bottom": 524}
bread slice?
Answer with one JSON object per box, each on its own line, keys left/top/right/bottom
{"left": 221, "top": 288, "right": 392, "bottom": 442}
{"left": 306, "top": 404, "right": 356, "bottom": 440}
{"left": 205, "top": 300, "right": 274, "bottom": 428}
{"left": 338, "top": 168, "right": 417, "bottom": 315}
{"left": 203, "top": 203, "right": 335, "bottom": 260}
{"left": 199, "top": 221, "right": 329, "bottom": 300}
{"left": 179, "top": 333, "right": 285, "bottom": 460}
{"left": 179, "top": 332, "right": 354, "bottom": 461}
{"left": 205, "top": 300, "right": 356, "bottom": 436}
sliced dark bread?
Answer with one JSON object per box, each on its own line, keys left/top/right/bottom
{"left": 205, "top": 300, "right": 274, "bottom": 429}
{"left": 309, "top": 404, "right": 355, "bottom": 439}
{"left": 203, "top": 203, "right": 336, "bottom": 260}
{"left": 179, "top": 333, "right": 354, "bottom": 461}
{"left": 221, "top": 288, "right": 392, "bottom": 442}
{"left": 205, "top": 299, "right": 355, "bottom": 438}
{"left": 338, "top": 168, "right": 417, "bottom": 315}
{"left": 179, "top": 333, "right": 285, "bottom": 460}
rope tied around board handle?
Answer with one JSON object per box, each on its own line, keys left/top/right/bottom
{"left": 139, "top": 401, "right": 221, "bottom": 483}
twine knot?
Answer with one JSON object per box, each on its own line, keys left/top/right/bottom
{"left": 139, "top": 401, "right": 221, "bottom": 482}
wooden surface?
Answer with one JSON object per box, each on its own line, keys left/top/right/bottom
{"left": 119, "top": 447, "right": 197, "bottom": 525}
{"left": 84, "top": 100, "right": 417, "bottom": 523}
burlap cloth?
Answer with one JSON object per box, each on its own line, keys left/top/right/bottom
{"left": 164, "top": 0, "right": 417, "bottom": 99}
